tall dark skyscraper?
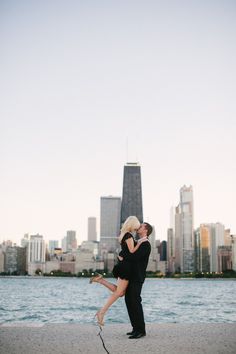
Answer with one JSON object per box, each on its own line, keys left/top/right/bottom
{"left": 120, "top": 162, "right": 143, "bottom": 225}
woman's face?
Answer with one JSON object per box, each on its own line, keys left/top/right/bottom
{"left": 132, "top": 223, "right": 140, "bottom": 232}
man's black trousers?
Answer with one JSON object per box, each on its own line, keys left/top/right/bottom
{"left": 125, "top": 281, "right": 145, "bottom": 334}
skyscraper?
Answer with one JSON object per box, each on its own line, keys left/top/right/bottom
{"left": 5, "top": 246, "right": 26, "bottom": 275}
{"left": 48, "top": 240, "right": 59, "bottom": 253}
{"left": 21, "top": 234, "right": 29, "bottom": 248}
{"left": 209, "top": 222, "right": 225, "bottom": 272}
{"left": 174, "top": 205, "right": 182, "bottom": 272}
{"left": 88, "top": 217, "right": 97, "bottom": 241}
{"left": 66, "top": 230, "right": 77, "bottom": 252}
{"left": 147, "top": 226, "right": 158, "bottom": 272}
{"left": 195, "top": 222, "right": 226, "bottom": 273}
{"left": 167, "top": 228, "right": 175, "bottom": 273}
{"left": 100, "top": 196, "right": 121, "bottom": 253}
{"left": 28, "top": 234, "right": 46, "bottom": 263}
{"left": 160, "top": 241, "right": 167, "bottom": 261}
{"left": 174, "top": 185, "right": 194, "bottom": 273}
{"left": 195, "top": 224, "right": 211, "bottom": 272}
{"left": 28, "top": 234, "right": 46, "bottom": 275}
{"left": 120, "top": 162, "right": 143, "bottom": 225}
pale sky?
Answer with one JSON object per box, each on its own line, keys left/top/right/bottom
{"left": 1, "top": 0, "right": 236, "bottom": 246}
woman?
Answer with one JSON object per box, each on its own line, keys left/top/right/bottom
{"left": 90, "top": 216, "right": 145, "bottom": 326}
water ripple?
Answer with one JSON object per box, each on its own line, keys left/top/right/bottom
{"left": 0, "top": 277, "right": 236, "bottom": 324}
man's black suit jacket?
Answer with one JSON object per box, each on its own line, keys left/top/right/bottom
{"left": 121, "top": 240, "right": 151, "bottom": 283}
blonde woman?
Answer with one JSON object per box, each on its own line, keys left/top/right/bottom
{"left": 90, "top": 216, "right": 145, "bottom": 326}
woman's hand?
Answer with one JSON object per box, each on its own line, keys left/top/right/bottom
{"left": 118, "top": 255, "right": 123, "bottom": 261}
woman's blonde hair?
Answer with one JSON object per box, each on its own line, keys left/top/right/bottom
{"left": 118, "top": 216, "right": 140, "bottom": 243}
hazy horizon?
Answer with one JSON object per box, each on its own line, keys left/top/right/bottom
{"left": 1, "top": 0, "right": 236, "bottom": 245}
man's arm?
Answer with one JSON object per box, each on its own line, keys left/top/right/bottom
{"left": 121, "top": 242, "right": 151, "bottom": 262}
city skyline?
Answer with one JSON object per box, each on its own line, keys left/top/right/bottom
{"left": 1, "top": 183, "right": 235, "bottom": 248}
{"left": 1, "top": 1, "right": 236, "bottom": 245}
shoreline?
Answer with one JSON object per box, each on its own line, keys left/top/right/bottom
{"left": 1, "top": 323, "right": 236, "bottom": 354}
{"left": 1, "top": 275, "right": 236, "bottom": 280}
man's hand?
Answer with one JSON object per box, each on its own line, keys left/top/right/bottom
{"left": 118, "top": 255, "right": 123, "bottom": 261}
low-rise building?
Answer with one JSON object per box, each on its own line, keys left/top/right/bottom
{"left": 60, "top": 261, "right": 75, "bottom": 274}
{"left": 232, "top": 236, "right": 236, "bottom": 271}
{"left": 0, "top": 248, "right": 5, "bottom": 273}
{"left": 45, "top": 260, "right": 60, "bottom": 274}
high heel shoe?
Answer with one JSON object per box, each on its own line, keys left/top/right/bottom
{"left": 89, "top": 273, "right": 103, "bottom": 284}
{"left": 95, "top": 311, "right": 105, "bottom": 326}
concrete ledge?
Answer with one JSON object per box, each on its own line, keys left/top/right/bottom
{"left": 0, "top": 323, "right": 236, "bottom": 354}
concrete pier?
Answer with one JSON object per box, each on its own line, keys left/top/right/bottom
{"left": 0, "top": 323, "right": 236, "bottom": 354}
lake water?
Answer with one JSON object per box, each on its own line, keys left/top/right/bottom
{"left": 0, "top": 277, "right": 236, "bottom": 324}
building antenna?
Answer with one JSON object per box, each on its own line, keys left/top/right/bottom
{"left": 126, "top": 137, "right": 129, "bottom": 163}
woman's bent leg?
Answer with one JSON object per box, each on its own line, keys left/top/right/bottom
{"left": 98, "top": 278, "right": 117, "bottom": 292}
{"left": 96, "top": 278, "right": 129, "bottom": 325}
{"left": 90, "top": 274, "right": 117, "bottom": 292}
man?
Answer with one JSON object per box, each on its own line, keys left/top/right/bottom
{"left": 119, "top": 222, "right": 153, "bottom": 339}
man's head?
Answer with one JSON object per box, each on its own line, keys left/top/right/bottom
{"left": 137, "top": 222, "right": 153, "bottom": 238}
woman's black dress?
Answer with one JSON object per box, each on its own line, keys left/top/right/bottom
{"left": 112, "top": 232, "right": 135, "bottom": 280}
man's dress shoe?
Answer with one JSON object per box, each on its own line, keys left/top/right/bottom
{"left": 126, "top": 330, "right": 136, "bottom": 335}
{"left": 129, "top": 332, "right": 146, "bottom": 339}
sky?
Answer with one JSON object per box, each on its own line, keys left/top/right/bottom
{"left": 0, "top": 0, "right": 236, "bottom": 246}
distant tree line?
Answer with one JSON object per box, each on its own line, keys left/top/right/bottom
{"left": 1, "top": 269, "right": 236, "bottom": 278}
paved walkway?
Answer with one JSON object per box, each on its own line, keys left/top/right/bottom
{"left": 0, "top": 323, "right": 236, "bottom": 354}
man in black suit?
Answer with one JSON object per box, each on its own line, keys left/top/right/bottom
{"left": 119, "top": 222, "right": 152, "bottom": 339}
